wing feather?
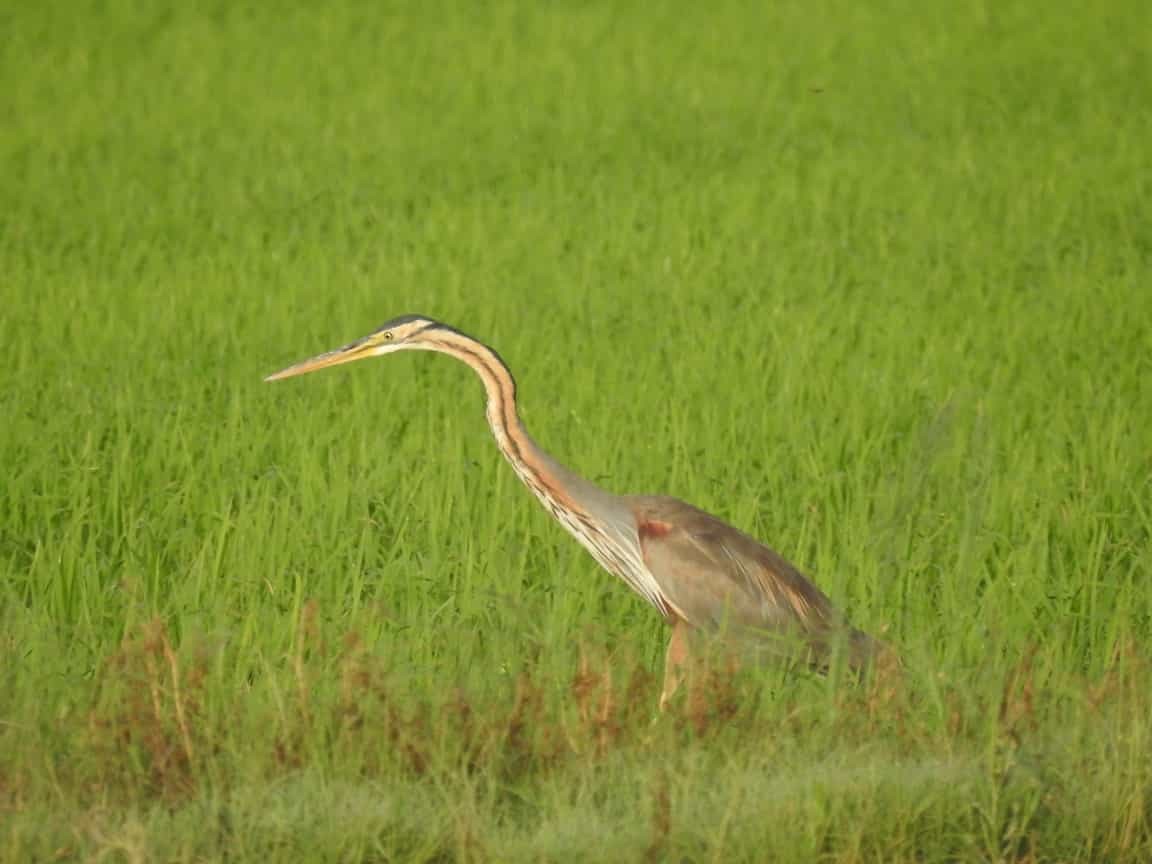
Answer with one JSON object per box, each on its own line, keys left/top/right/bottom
{"left": 630, "top": 495, "right": 878, "bottom": 667}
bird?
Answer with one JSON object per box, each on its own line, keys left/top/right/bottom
{"left": 266, "top": 314, "right": 889, "bottom": 709}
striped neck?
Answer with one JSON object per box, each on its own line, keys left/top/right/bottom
{"left": 411, "top": 326, "right": 670, "bottom": 617}
{"left": 415, "top": 330, "right": 533, "bottom": 464}
{"left": 413, "top": 328, "right": 588, "bottom": 506}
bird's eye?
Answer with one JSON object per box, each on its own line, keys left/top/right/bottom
{"left": 382, "top": 331, "right": 394, "bottom": 341}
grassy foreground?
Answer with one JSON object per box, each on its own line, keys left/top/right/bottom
{"left": 2, "top": 0, "right": 1151, "bottom": 860}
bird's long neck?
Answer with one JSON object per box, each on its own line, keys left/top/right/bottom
{"left": 415, "top": 326, "right": 669, "bottom": 616}
{"left": 415, "top": 329, "right": 602, "bottom": 513}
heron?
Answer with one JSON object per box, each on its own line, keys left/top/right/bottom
{"left": 266, "top": 314, "right": 888, "bottom": 709}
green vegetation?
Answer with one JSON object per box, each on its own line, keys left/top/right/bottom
{"left": 3, "top": 0, "right": 1150, "bottom": 860}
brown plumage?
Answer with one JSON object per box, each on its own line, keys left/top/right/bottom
{"left": 266, "top": 314, "right": 892, "bottom": 709}
{"left": 631, "top": 496, "right": 886, "bottom": 704}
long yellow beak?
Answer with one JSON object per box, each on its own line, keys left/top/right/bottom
{"left": 264, "top": 336, "right": 377, "bottom": 382}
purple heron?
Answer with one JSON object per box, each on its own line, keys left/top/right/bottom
{"left": 267, "top": 315, "right": 888, "bottom": 708}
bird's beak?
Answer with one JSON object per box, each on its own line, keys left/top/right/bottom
{"left": 264, "top": 336, "right": 379, "bottom": 382}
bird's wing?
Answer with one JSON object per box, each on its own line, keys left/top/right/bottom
{"left": 629, "top": 495, "right": 842, "bottom": 642}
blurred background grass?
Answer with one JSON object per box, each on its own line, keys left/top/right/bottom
{"left": 2, "top": 0, "right": 1150, "bottom": 860}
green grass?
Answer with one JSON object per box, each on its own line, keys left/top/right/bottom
{"left": 3, "top": 0, "right": 1151, "bottom": 860}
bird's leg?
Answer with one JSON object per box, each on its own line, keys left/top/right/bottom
{"left": 659, "top": 617, "right": 692, "bottom": 711}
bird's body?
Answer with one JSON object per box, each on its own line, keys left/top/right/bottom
{"left": 267, "top": 314, "right": 888, "bottom": 707}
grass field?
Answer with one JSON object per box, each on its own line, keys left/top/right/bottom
{"left": 3, "top": 0, "right": 1151, "bottom": 860}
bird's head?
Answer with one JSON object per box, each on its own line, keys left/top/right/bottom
{"left": 265, "top": 314, "right": 449, "bottom": 382}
